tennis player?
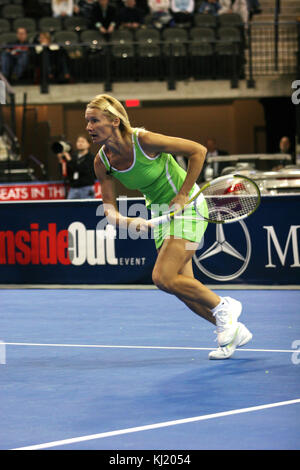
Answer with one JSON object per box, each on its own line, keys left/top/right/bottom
{"left": 86, "top": 94, "right": 252, "bottom": 359}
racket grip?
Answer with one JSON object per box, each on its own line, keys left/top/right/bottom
{"left": 149, "top": 213, "right": 171, "bottom": 227}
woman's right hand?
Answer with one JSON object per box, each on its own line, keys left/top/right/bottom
{"left": 105, "top": 209, "right": 151, "bottom": 233}
{"left": 128, "top": 217, "right": 152, "bottom": 233}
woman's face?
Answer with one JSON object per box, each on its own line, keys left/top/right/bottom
{"left": 85, "top": 107, "right": 116, "bottom": 145}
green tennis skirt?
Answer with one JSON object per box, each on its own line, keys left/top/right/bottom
{"left": 151, "top": 197, "right": 208, "bottom": 250}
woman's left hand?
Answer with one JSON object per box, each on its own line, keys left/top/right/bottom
{"left": 168, "top": 193, "right": 189, "bottom": 212}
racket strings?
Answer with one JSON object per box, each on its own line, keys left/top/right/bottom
{"left": 201, "top": 177, "right": 259, "bottom": 222}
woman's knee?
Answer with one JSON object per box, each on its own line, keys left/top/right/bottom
{"left": 152, "top": 267, "right": 164, "bottom": 290}
{"left": 152, "top": 267, "right": 175, "bottom": 293}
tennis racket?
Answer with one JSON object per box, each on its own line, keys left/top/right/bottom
{"left": 149, "top": 174, "right": 261, "bottom": 226}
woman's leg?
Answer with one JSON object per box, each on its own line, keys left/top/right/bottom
{"left": 152, "top": 238, "right": 252, "bottom": 359}
{"left": 152, "top": 236, "right": 220, "bottom": 324}
{"left": 152, "top": 237, "right": 253, "bottom": 359}
{"left": 176, "top": 258, "right": 216, "bottom": 325}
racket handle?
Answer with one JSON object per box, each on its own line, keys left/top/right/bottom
{"left": 149, "top": 213, "right": 171, "bottom": 227}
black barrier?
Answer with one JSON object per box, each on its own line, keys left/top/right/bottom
{"left": 0, "top": 195, "right": 299, "bottom": 285}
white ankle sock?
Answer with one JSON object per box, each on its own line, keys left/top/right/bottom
{"left": 211, "top": 297, "right": 226, "bottom": 315}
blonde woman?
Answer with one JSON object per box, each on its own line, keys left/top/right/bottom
{"left": 86, "top": 94, "right": 252, "bottom": 360}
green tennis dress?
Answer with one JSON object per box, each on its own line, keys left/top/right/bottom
{"left": 98, "top": 128, "right": 208, "bottom": 249}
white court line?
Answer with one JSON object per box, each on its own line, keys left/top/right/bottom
{"left": 12, "top": 398, "right": 300, "bottom": 450}
{"left": 3, "top": 342, "right": 296, "bottom": 353}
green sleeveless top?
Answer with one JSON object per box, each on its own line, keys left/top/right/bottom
{"left": 98, "top": 128, "right": 199, "bottom": 209}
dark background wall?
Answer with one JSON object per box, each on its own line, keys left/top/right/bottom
{"left": 2, "top": 97, "right": 296, "bottom": 194}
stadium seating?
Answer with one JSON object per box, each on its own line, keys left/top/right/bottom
{"left": 0, "top": 1, "right": 247, "bottom": 86}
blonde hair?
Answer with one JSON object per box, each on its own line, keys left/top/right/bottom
{"left": 86, "top": 94, "right": 132, "bottom": 136}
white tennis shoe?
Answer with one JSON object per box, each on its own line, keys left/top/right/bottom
{"left": 209, "top": 322, "right": 253, "bottom": 360}
{"left": 208, "top": 297, "right": 252, "bottom": 360}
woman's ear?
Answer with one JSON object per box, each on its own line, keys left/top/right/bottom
{"left": 112, "top": 117, "right": 120, "bottom": 128}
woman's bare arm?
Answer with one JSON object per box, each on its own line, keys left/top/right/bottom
{"left": 138, "top": 130, "right": 207, "bottom": 207}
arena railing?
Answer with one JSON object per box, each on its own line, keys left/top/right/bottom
{"left": 0, "top": 21, "right": 298, "bottom": 93}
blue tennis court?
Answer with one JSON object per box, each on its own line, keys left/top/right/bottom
{"left": 0, "top": 288, "right": 299, "bottom": 450}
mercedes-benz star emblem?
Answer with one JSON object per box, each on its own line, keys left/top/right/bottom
{"left": 193, "top": 220, "right": 252, "bottom": 281}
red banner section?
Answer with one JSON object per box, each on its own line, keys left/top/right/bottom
{"left": 0, "top": 182, "right": 102, "bottom": 201}
{"left": 0, "top": 223, "right": 71, "bottom": 265}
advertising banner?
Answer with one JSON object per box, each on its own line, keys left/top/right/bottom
{"left": 0, "top": 198, "right": 155, "bottom": 285}
{"left": 0, "top": 195, "right": 299, "bottom": 285}
{"left": 0, "top": 182, "right": 102, "bottom": 201}
{"left": 193, "top": 195, "right": 300, "bottom": 285}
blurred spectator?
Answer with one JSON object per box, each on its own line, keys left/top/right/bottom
{"left": 279, "top": 136, "right": 291, "bottom": 154}
{"left": 34, "top": 31, "right": 71, "bottom": 83}
{"left": 56, "top": 134, "right": 96, "bottom": 199}
{"left": 118, "top": 0, "right": 145, "bottom": 30}
{"left": 219, "top": 0, "right": 249, "bottom": 25}
{"left": 93, "top": 0, "right": 117, "bottom": 35}
{"left": 170, "top": 0, "right": 195, "bottom": 27}
{"left": 147, "top": 0, "right": 172, "bottom": 29}
{"left": 198, "top": 0, "right": 221, "bottom": 16}
{"left": 272, "top": 136, "right": 294, "bottom": 170}
{"left": 74, "top": 0, "right": 96, "bottom": 27}
{"left": 203, "top": 137, "right": 229, "bottom": 179}
{"left": 136, "top": 0, "right": 150, "bottom": 15}
{"left": 246, "top": 0, "right": 261, "bottom": 16}
{"left": 51, "top": 0, "right": 77, "bottom": 17}
{"left": 0, "top": 28, "right": 30, "bottom": 83}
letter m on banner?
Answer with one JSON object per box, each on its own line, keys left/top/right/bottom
{"left": 264, "top": 225, "right": 300, "bottom": 268}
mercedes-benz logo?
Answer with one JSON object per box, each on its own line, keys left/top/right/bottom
{"left": 193, "top": 219, "right": 251, "bottom": 281}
